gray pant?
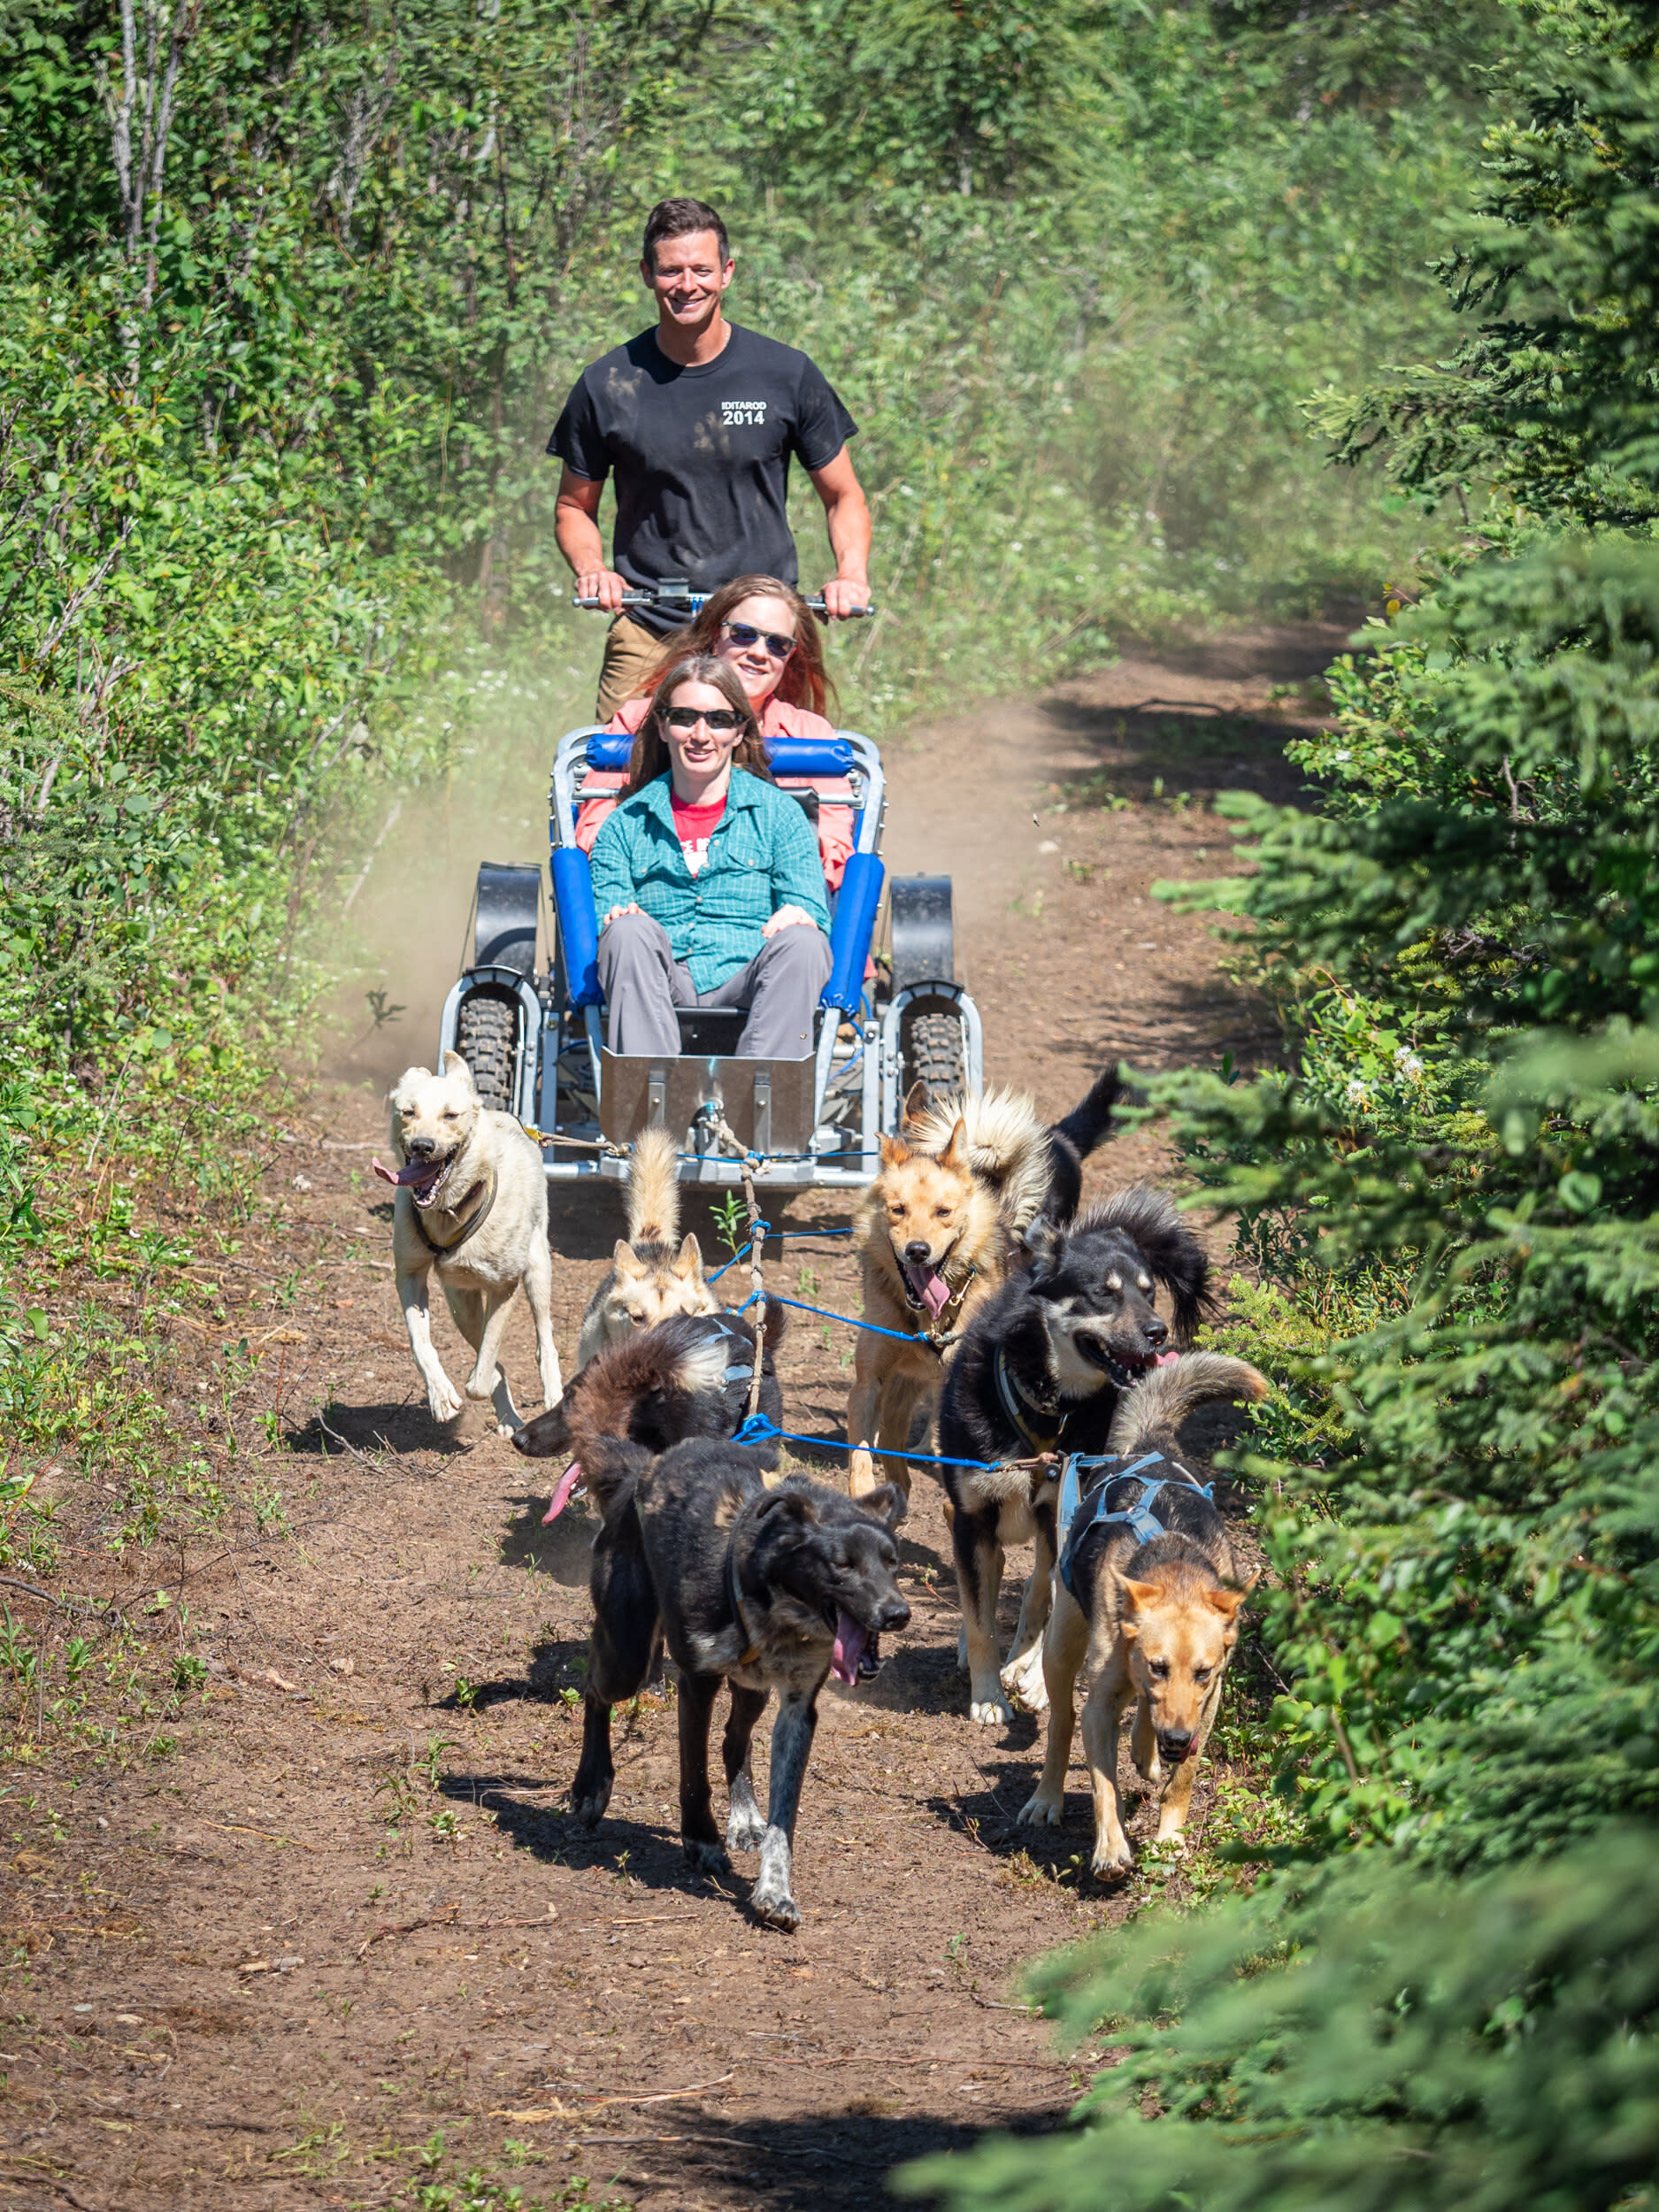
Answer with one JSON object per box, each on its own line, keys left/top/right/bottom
{"left": 596, "top": 910, "right": 832, "bottom": 1058}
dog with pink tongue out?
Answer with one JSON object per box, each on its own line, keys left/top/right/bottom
{"left": 376, "top": 1051, "right": 561, "bottom": 1432}
{"left": 571, "top": 1432, "right": 908, "bottom": 1931}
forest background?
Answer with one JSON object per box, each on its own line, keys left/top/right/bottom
{"left": 7, "top": 0, "right": 1659, "bottom": 2206}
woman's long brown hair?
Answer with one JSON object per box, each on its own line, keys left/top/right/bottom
{"left": 624, "top": 573, "right": 836, "bottom": 718}
{"left": 623, "top": 657, "right": 772, "bottom": 797}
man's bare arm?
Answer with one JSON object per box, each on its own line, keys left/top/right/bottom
{"left": 808, "top": 447, "right": 872, "bottom": 619}
{"left": 555, "top": 467, "right": 628, "bottom": 611}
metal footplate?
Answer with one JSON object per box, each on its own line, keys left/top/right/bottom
{"left": 598, "top": 1050, "right": 817, "bottom": 1161}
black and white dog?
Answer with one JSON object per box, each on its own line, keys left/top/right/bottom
{"left": 571, "top": 1434, "right": 908, "bottom": 1931}
{"left": 935, "top": 1187, "right": 1211, "bottom": 1724}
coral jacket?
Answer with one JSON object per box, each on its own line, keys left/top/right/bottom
{"left": 574, "top": 693, "right": 856, "bottom": 889}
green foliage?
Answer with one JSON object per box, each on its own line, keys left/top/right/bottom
{"left": 1318, "top": 0, "right": 1659, "bottom": 526}
{"left": 914, "top": 7, "right": 1659, "bottom": 2206}
{"left": 902, "top": 1832, "right": 1659, "bottom": 2212}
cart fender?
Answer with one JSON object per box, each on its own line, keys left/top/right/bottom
{"left": 474, "top": 862, "right": 541, "bottom": 976}
{"left": 889, "top": 875, "right": 955, "bottom": 992}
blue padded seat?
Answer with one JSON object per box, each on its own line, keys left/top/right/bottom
{"left": 583, "top": 731, "right": 856, "bottom": 779}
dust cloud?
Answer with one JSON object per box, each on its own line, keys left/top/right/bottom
{"left": 321, "top": 652, "right": 594, "bottom": 1096}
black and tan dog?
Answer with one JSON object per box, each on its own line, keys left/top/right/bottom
{"left": 511, "top": 1308, "right": 784, "bottom": 1520}
{"left": 1018, "top": 1351, "right": 1266, "bottom": 1876}
{"left": 935, "top": 1187, "right": 1211, "bottom": 1724}
{"left": 571, "top": 1437, "right": 908, "bottom": 1930}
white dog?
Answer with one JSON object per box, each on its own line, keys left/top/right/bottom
{"left": 375, "top": 1051, "right": 561, "bottom": 1431}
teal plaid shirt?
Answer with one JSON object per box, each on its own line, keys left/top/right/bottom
{"left": 588, "top": 767, "right": 830, "bottom": 994}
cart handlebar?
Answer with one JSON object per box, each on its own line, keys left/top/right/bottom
{"left": 572, "top": 578, "right": 872, "bottom": 619}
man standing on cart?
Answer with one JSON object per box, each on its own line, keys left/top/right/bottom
{"left": 549, "top": 196, "right": 873, "bottom": 719}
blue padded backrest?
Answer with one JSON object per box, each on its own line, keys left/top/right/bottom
{"left": 584, "top": 731, "right": 856, "bottom": 778}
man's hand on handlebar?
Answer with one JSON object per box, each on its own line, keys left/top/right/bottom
{"left": 762, "top": 905, "right": 818, "bottom": 939}
{"left": 819, "top": 576, "right": 872, "bottom": 621}
{"left": 602, "top": 902, "right": 643, "bottom": 926}
{"left": 577, "top": 566, "right": 630, "bottom": 613}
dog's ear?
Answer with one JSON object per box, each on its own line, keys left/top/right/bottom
{"left": 441, "top": 1049, "right": 478, "bottom": 1094}
{"left": 612, "top": 1239, "right": 644, "bottom": 1277}
{"left": 902, "top": 1079, "right": 930, "bottom": 1127}
{"left": 1203, "top": 1585, "right": 1248, "bottom": 1621}
{"left": 1119, "top": 1576, "right": 1162, "bottom": 1617}
{"left": 938, "top": 1117, "right": 968, "bottom": 1172}
{"left": 387, "top": 1068, "right": 429, "bottom": 1111}
{"left": 1024, "top": 1217, "right": 1064, "bottom": 1271}
{"left": 860, "top": 1482, "right": 907, "bottom": 1532}
{"left": 879, "top": 1134, "right": 910, "bottom": 1168}
{"left": 672, "top": 1232, "right": 704, "bottom": 1281}
{"left": 754, "top": 1486, "right": 818, "bottom": 1539}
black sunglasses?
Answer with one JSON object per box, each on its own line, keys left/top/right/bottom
{"left": 721, "top": 620, "right": 796, "bottom": 660}
{"left": 664, "top": 706, "right": 743, "bottom": 732}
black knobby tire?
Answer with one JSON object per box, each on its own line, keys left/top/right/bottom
{"left": 902, "top": 1010, "right": 964, "bottom": 1098}
{"left": 456, "top": 991, "right": 518, "bottom": 1113}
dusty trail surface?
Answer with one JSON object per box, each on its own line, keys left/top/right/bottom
{"left": 4, "top": 630, "right": 1338, "bottom": 2210}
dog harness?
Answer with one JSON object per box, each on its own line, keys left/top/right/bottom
{"left": 411, "top": 1170, "right": 498, "bottom": 1256}
{"left": 724, "top": 1505, "right": 764, "bottom": 1666}
{"left": 1056, "top": 1450, "right": 1213, "bottom": 1602}
{"left": 993, "top": 1346, "right": 1066, "bottom": 1455}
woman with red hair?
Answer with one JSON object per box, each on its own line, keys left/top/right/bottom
{"left": 574, "top": 573, "right": 855, "bottom": 887}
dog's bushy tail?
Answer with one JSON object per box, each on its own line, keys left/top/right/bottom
{"left": 1108, "top": 1352, "right": 1269, "bottom": 1455}
{"left": 1041, "top": 1064, "right": 1122, "bottom": 1225}
{"left": 625, "top": 1126, "right": 680, "bottom": 1247}
{"left": 904, "top": 1084, "right": 1054, "bottom": 1231}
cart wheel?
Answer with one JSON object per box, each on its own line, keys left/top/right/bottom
{"left": 456, "top": 991, "right": 518, "bottom": 1113}
{"left": 902, "top": 1010, "right": 964, "bottom": 1098}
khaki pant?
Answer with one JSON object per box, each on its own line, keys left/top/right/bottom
{"left": 594, "top": 613, "right": 667, "bottom": 722}
{"left": 595, "top": 910, "right": 831, "bottom": 1058}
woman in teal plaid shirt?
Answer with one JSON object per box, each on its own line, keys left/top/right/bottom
{"left": 590, "top": 655, "right": 833, "bottom": 1057}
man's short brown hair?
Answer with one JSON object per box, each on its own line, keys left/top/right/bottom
{"left": 641, "top": 197, "right": 730, "bottom": 272}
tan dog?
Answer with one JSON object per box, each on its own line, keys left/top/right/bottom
{"left": 1018, "top": 1352, "right": 1266, "bottom": 1875}
{"left": 377, "top": 1051, "right": 561, "bottom": 1431}
{"left": 846, "top": 1070, "right": 1119, "bottom": 1500}
{"left": 576, "top": 1126, "right": 718, "bottom": 1368}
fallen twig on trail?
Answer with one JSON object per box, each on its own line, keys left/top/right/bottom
{"left": 0, "top": 1576, "right": 126, "bottom": 1624}
{"left": 970, "top": 1990, "right": 1041, "bottom": 2015}
{"left": 357, "top": 1904, "right": 460, "bottom": 1957}
{"left": 202, "top": 1820, "right": 322, "bottom": 1852}
{"left": 578, "top": 2070, "right": 734, "bottom": 2111}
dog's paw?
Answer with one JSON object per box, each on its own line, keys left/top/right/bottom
{"left": 1001, "top": 1651, "right": 1048, "bottom": 1714}
{"left": 683, "top": 1839, "right": 732, "bottom": 1877}
{"left": 726, "top": 1808, "right": 766, "bottom": 1854}
{"left": 1088, "top": 1836, "right": 1135, "bottom": 1881}
{"left": 968, "top": 1690, "right": 1014, "bottom": 1726}
{"left": 750, "top": 1879, "right": 801, "bottom": 1932}
{"left": 1133, "top": 1749, "right": 1164, "bottom": 1786}
{"left": 1153, "top": 1814, "right": 1190, "bottom": 1847}
{"left": 427, "top": 1377, "right": 465, "bottom": 1423}
{"left": 570, "top": 1783, "right": 612, "bottom": 1830}
{"left": 1017, "top": 1786, "right": 1064, "bottom": 1829}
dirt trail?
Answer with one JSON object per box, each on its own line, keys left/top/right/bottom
{"left": 2, "top": 629, "right": 1339, "bottom": 2211}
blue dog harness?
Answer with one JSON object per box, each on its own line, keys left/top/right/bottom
{"left": 1056, "top": 1450, "right": 1214, "bottom": 1602}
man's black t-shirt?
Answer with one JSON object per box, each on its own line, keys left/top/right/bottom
{"left": 549, "top": 323, "right": 856, "bottom": 634}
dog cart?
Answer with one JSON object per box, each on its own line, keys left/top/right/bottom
{"left": 434, "top": 586, "right": 982, "bottom": 1190}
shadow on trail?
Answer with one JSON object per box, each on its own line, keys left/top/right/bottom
{"left": 603, "top": 2108, "right": 1067, "bottom": 2209}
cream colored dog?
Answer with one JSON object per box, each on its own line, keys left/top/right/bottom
{"left": 376, "top": 1051, "right": 561, "bottom": 1431}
